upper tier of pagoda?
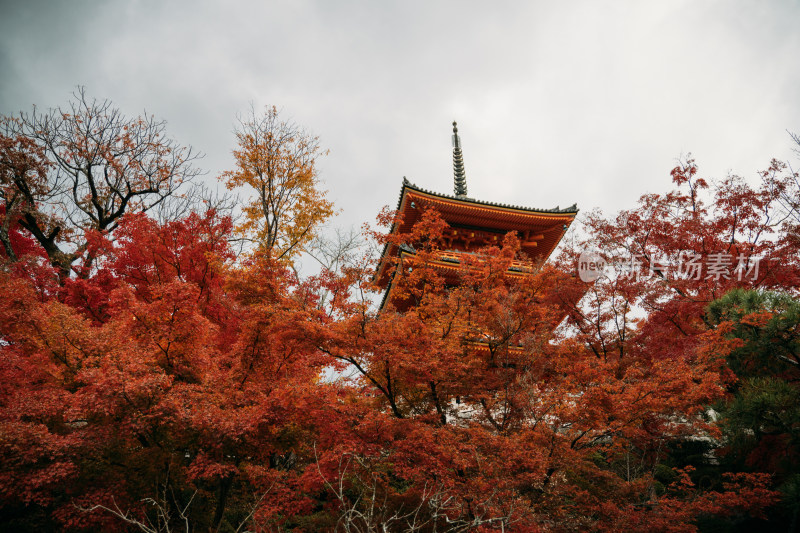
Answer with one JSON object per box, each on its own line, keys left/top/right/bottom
{"left": 394, "top": 177, "right": 577, "bottom": 257}
{"left": 375, "top": 122, "right": 578, "bottom": 299}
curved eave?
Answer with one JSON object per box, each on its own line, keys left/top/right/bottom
{"left": 376, "top": 178, "right": 578, "bottom": 293}
{"left": 378, "top": 249, "right": 534, "bottom": 311}
{"left": 398, "top": 250, "right": 532, "bottom": 278}
{"left": 396, "top": 178, "right": 579, "bottom": 218}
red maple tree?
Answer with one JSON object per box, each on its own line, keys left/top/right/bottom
{"left": 2, "top": 117, "right": 798, "bottom": 530}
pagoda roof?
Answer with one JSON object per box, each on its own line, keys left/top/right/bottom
{"left": 391, "top": 179, "right": 578, "bottom": 250}
{"left": 375, "top": 179, "right": 579, "bottom": 306}
{"left": 376, "top": 122, "right": 580, "bottom": 312}
{"left": 396, "top": 178, "right": 578, "bottom": 217}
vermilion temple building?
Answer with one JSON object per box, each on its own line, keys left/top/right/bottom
{"left": 376, "top": 122, "right": 578, "bottom": 310}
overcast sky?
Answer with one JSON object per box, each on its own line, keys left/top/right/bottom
{"left": 2, "top": 0, "right": 799, "bottom": 237}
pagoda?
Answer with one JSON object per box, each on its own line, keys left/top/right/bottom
{"left": 376, "top": 122, "right": 578, "bottom": 310}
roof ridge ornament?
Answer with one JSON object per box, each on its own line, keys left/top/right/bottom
{"left": 452, "top": 121, "right": 468, "bottom": 197}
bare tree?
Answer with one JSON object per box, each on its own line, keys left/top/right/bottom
{"left": 0, "top": 87, "right": 200, "bottom": 277}
{"left": 314, "top": 447, "right": 516, "bottom": 532}
{"left": 0, "top": 129, "right": 51, "bottom": 262}
{"left": 306, "top": 226, "right": 365, "bottom": 273}
{"left": 782, "top": 130, "right": 800, "bottom": 226}
{"left": 79, "top": 479, "right": 272, "bottom": 533}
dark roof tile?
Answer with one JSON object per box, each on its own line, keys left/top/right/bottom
{"left": 398, "top": 178, "right": 578, "bottom": 214}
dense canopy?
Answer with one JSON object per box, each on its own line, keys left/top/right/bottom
{"left": 1, "top": 94, "right": 800, "bottom": 532}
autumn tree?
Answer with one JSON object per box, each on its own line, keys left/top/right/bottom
{"left": 702, "top": 289, "right": 800, "bottom": 531}
{"left": 554, "top": 153, "right": 800, "bottom": 371}
{"left": 302, "top": 143, "right": 800, "bottom": 530}
{"left": 0, "top": 88, "right": 200, "bottom": 279}
{"left": 299, "top": 202, "right": 780, "bottom": 532}
{"left": 544, "top": 154, "right": 800, "bottom": 530}
{"left": 3, "top": 96, "right": 800, "bottom": 532}
{"left": 0, "top": 208, "right": 340, "bottom": 531}
{"left": 0, "top": 131, "right": 51, "bottom": 263}
{"left": 0, "top": 170, "right": 787, "bottom": 532}
{"left": 222, "top": 106, "right": 335, "bottom": 261}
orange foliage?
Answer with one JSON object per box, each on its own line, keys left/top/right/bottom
{"left": 2, "top": 154, "right": 798, "bottom": 531}
{"left": 222, "top": 106, "right": 335, "bottom": 261}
